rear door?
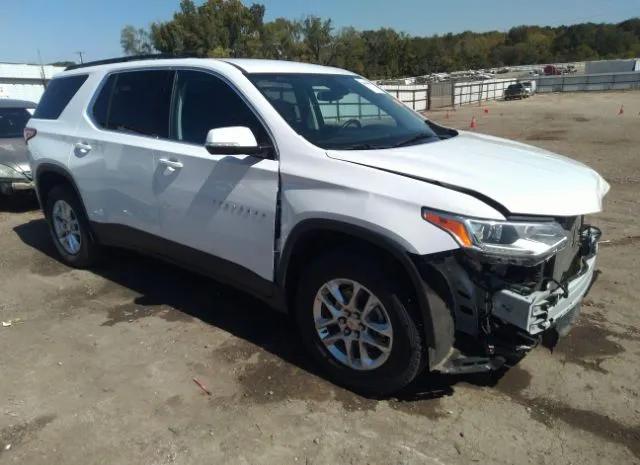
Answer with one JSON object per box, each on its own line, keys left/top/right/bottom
{"left": 71, "top": 69, "right": 173, "bottom": 234}
{"left": 154, "top": 69, "right": 279, "bottom": 288}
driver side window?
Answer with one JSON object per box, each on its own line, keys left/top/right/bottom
{"left": 171, "top": 70, "right": 269, "bottom": 146}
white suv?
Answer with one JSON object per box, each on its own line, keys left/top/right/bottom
{"left": 25, "top": 57, "right": 609, "bottom": 395}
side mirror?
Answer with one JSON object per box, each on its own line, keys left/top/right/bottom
{"left": 205, "top": 126, "right": 269, "bottom": 156}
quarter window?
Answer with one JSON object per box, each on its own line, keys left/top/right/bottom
{"left": 33, "top": 74, "right": 88, "bottom": 120}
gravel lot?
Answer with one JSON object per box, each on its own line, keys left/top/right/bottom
{"left": 0, "top": 91, "right": 639, "bottom": 465}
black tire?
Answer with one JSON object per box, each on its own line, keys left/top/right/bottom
{"left": 295, "top": 249, "right": 426, "bottom": 396}
{"left": 44, "top": 185, "right": 100, "bottom": 268}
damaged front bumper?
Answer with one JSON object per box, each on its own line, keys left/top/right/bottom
{"left": 425, "top": 223, "right": 601, "bottom": 375}
{"left": 492, "top": 255, "right": 595, "bottom": 337}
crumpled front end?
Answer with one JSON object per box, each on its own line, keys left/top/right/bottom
{"left": 419, "top": 216, "right": 601, "bottom": 374}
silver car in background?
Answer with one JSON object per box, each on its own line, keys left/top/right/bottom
{"left": 0, "top": 99, "right": 36, "bottom": 196}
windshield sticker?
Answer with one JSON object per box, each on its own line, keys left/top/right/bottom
{"left": 355, "top": 78, "right": 385, "bottom": 94}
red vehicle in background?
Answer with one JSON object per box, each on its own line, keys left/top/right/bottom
{"left": 544, "top": 64, "right": 563, "bottom": 75}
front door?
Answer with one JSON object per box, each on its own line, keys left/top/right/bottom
{"left": 154, "top": 70, "right": 279, "bottom": 288}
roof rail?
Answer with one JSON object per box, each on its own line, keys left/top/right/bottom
{"left": 64, "top": 53, "right": 202, "bottom": 71}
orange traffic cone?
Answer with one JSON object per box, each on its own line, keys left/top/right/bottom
{"left": 618, "top": 104, "right": 624, "bottom": 115}
{"left": 483, "top": 107, "right": 489, "bottom": 114}
{"left": 470, "top": 116, "right": 478, "bottom": 129}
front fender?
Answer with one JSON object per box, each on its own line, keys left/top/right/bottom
{"left": 277, "top": 218, "right": 455, "bottom": 369}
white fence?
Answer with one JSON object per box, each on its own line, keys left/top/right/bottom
{"left": 453, "top": 79, "right": 518, "bottom": 106}
{"left": 317, "top": 84, "right": 429, "bottom": 121}
{"left": 378, "top": 71, "right": 640, "bottom": 109}
{"left": 378, "top": 84, "right": 429, "bottom": 111}
{"left": 534, "top": 72, "right": 640, "bottom": 93}
{"left": 318, "top": 95, "right": 386, "bottom": 121}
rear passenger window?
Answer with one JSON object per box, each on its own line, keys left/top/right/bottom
{"left": 33, "top": 74, "right": 88, "bottom": 119}
{"left": 99, "top": 70, "right": 173, "bottom": 138}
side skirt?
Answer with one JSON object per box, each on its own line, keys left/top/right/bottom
{"left": 90, "top": 222, "right": 286, "bottom": 311}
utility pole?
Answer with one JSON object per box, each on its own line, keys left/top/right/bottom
{"left": 37, "top": 49, "right": 47, "bottom": 89}
{"left": 76, "top": 51, "right": 85, "bottom": 64}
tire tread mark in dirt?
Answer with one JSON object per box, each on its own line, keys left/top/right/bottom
{"left": 0, "top": 414, "right": 56, "bottom": 455}
{"left": 600, "top": 235, "right": 640, "bottom": 247}
{"left": 497, "top": 366, "right": 640, "bottom": 459}
{"left": 552, "top": 319, "right": 628, "bottom": 374}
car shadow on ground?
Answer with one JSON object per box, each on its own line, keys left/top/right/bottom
{"left": 0, "top": 193, "right": 39, "bottom": 213}
{"left": 13, "top": 217, "right": 510, "bottom": 403}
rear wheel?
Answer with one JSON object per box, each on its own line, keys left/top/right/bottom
{"left": 295, "top": 250, "right": 426, "bottom": 396}
{"left": 44, "top": 185, "right": 100, "bottom": 268}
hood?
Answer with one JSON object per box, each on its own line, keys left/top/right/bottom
{"left": 327, "top": 131, "right": 609, "bottom": 217}
{"left": 0, "top": 138, "right": 30, "bottom": 173}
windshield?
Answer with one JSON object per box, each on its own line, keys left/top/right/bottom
{"left": 0, "top": 107, "right": 31, "bottom": 138}
{"left": 249, "top": 73, "right": 449, "bottom": 150}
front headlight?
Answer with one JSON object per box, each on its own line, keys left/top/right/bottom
{"left": 0, "top": 164, "right": 27, "bottom": 181}
{"left": 422, "top": 208, "right": 568, "bottom": 266}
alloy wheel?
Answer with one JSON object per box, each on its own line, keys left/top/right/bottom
{"left": 313, "top": 279, "right": 393, "bottom": 371}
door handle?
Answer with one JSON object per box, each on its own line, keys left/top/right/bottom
{"left": 158, "top": 158, "right": 184, "bottom": 169}
{"left": 73, "top": 142, "right": 92, "bottom": 155}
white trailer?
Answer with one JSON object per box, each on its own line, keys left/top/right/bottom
{"left": 585, "top": 59, "right": 640, "bottom": 75}
{"left": 0, "top": 63, "right": 65, "bottom": 102}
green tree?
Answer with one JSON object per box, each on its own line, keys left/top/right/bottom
{"left": 48, "top": 61, "right": 76, "bottom": 67}
{"left": 301, "top": 16, "right": 333, "bottom": 64}
{"left": 127, "top": 4, "right": 640, "bottom": 79}
{"left": 329, "top": 27, "right": 365, "bottom": 74}
{"left": 120, "top": 25, "right": 154, "bottom": 56}
{"left": 261, "top": 18, "right": 305, "bottom": 60}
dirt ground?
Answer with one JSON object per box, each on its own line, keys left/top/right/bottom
{"left": 1, "top": 91, "right": 639, "bottom": 465}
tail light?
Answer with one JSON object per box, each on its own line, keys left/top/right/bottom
{"left": 24, "top": 127, "right": 37, "bottom": 143}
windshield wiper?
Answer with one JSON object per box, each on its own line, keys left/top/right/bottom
{"left": 336, "top": 143, "right": 384, "bottom": 150}
{"left": 391, "top": 132, "right": 437, "bottom": 148}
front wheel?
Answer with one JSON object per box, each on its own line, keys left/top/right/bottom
{"left": 295, "top": 250, "right": 426, "bottom": 396}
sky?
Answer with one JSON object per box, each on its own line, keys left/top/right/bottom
{"left": 2, "top": 0, "right": 639, "bottom": 64}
